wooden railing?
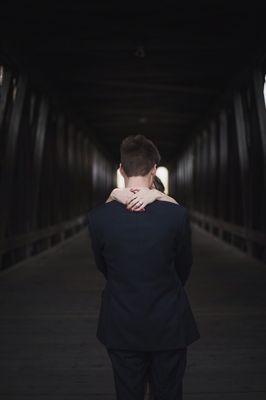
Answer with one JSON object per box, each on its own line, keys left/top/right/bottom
{"left": 0, "top": 213, "right": 88, "bottom": 271}
{"left": 190, "top": 209, "right": 266, "bottom": 263}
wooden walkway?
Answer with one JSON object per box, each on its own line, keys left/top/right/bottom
{"left": 0, "top": 224, "right": 266, "bottom": 399}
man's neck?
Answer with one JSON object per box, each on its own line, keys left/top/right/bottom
{"left": 125, "top": 176, "right": 150, "bottom": 188}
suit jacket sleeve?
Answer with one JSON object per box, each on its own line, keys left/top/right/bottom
{"left": 174, "top": 208, "right": 193, "bottom": 286}
{"left": 87, "top": 212, "right": 107, "bottom": 279}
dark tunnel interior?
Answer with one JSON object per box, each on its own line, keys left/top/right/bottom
{"left": 2, "top": 2, "right": 266, "bottom": 164}
{"left": 0, "top": 2, "right": 266, "bottom": 399}
{"left": 1, "top": 2, "right": 266, "bottom": 265}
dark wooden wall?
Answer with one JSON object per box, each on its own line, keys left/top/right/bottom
{"left": 169, "top": 67, "right": 266, "bottom": 262}
{"left": 0, "top": 63, "right": 116, "bottom": 271}
{"left": 1, "top": 57, "right": 266, "bottom": 269}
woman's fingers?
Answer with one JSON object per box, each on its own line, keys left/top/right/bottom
{"left": 132, "top": 205, "right": 145, "bottom": 211}
{"left": 126, "top": 192, "right": 142, "bottom": 206}
{"left": 126, "top": 189, "right": 149, "bottom": 210}
{"left": 126, "top": 195, "right": 146, "bottom": 211}
{"left": 127, "top": 195, "right": 143, "bottom": 208}
{"left": 129, "top": 199, "right": 147, "bottom": 211}
{"left": 126, "top": 195, "right": 138, "bottom": 206}
{"left": 130, "top": 202, "right": 145, "bottom": 211}
{"left": 127, "top": 198, "right": 142, "bottom": 209}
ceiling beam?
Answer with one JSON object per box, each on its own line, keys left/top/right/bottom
{"left": 90, "top": 120, "right": 189, "bottom": 127}
{"left": 62, "top": 80, "right": 217, "bottom": 95}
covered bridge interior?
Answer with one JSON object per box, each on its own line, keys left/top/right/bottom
{"left": 0, "top": 2, "right": 266, "bottom": 399}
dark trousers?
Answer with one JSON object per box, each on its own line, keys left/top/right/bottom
{"left": 107, "top": 347, "right": 187, "bottom": 400}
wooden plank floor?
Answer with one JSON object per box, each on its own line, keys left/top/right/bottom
{"left": 0, "top": 224, "right": 266, "bottom": 399}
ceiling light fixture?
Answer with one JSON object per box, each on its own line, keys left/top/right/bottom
{"left": 134, "top": 45, "right": 146, "bottom": 58}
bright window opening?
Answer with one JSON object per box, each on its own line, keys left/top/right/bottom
{"left": 156, "top": 166, "right": 169, "bottom": 194}
{"left": 263, "top": 75, "right": 266, "bottom": 106}
{"left": 116, "top": 168, "right": 125, "bottom": 188}
{"left": 116, "top": 166, "right": 169, "bottom": 194}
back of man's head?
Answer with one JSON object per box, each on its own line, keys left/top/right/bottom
{"left": 120, "top": 134, "right": 161, "bottom": 177}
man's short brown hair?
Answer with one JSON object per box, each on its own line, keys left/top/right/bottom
{"left": 120, "top": 134, "right": 161, "bottom": 177}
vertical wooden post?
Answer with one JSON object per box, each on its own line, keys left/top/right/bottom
{"left": 218, "top": 111, "right": 229, "bottom": 222}
{"left": 71, "top": 127, "right": 78, "bottom": 216}
{"left": 201, "top": 130, "right": 209, "bottom": 216}
{"left": 66, "top": 123, "right": 75, "bottom": 219}
{"left": 84, "top": 137, "right": 91, "bottom": 208}
{"left": 80, "top": 134, "right": 87, "bottom": 211}
{"left": 197, "top": 134, "right": 204, "bottom": 213}
{"left": 0, "top": 74, "right": 27, "bottom": 248}
{"left": 192, "top": 141, "right": 197, "bottom": 211}
{"left": 209, "top": 120, "right": 218, "bottom": 218}
{"left": 61, "top": 118, "right": 68, "bottom": 222}
{"left": 253, "top": 69, "right": 266, "bottom": 232}
{"left": 0, "top": 68, "right": 12, "bottom": 129}
{"left": 54, "top": 114, "right": 64, "bottom": 224}
{"left": 76, "top": 131, "right": 83, "bottom": 214}
{"left": 234, "top": 92, "right": 253, "bottom": 254}
{"left": 31, "top": 97, "right": 49, "bottom": 230}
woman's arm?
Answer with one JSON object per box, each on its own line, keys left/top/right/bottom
{"left": 154, "top": 190, "right": 179, "bottom": 204}
{"left": 106, "top": 187, "right": 179, "bottom": 211}
{"left": 105, "top": 188, "right": 135, "bottom": 204}
{"left": 106, "top": 195, "right": 113, "bottom": 203}
{"left": 126, "top": 188, "right": 179, "bottom": 211}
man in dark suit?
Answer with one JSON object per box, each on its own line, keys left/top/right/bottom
{"left": 87, "top": 134, "right": 200, "bottom": 399}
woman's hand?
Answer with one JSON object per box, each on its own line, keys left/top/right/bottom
{"left": 107, "top": 187, "right": 179, "bottom": 211}
{"left": 109, "top": 188, "right": 137, "bottom": 205}
{"left": 126, "top": 188, "right": 161, "bottom": 211}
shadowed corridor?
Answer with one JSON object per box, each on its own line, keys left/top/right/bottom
{"left": 0, "top": 225, "right": 265, "bottom": 399}
{"left": 1, "top": 3, "right": 266, "bottom": 399}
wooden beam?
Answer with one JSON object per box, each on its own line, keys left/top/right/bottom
{"left": 209, "top": 120, "right": 218, "bottom": 217}
{"left": 31, "top": 97, "right": 49, "bottom": 230}
{"left": 218, "top": 111, "right": 229, "bottom": 221}
{"left": 67, "top": 80, "right": 217, "bottom": 95}
{"left": 66, "top": 123, "right": 75, "bottom": 219}
{"left": 0, "top": 74, "right": 27, "bottom": 250}
{"left": 84, "top": 109, "right": 198, "bottom": 117}
{"left": 91, "top": 120, "right": 190, "bottom": 127}
{"left": 25, "top": 38, "right": 246, "bottom": 54}
{"left": 202, "top": 129, "right": 210, "bottom": 215}
{"left": 0, "top": 67, "right": 12, "bottom": 129}
{"left": 54, "top": 114, "right": 65, "bottom": 224}
{"left": 253, "top": 69, "right": 266, "bottom": 230}
{"left": 233, "top": 91, "right": 253, "bottom": 255}
{"left": 190, "top": 209, "right": 266, "bottom": 251}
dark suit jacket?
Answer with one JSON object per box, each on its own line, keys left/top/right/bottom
{"left": 87, "top": 200, "right": 200, "bottom": 350}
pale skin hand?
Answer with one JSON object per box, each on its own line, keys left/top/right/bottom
{"left": 106, "top": 188, "right": 138, "bottom": 205}
{"left": 126, "top": 187, "right": 178, "bottom": 211}
{"left": 106, "top": 187, "right": 178, "bottom": 211}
